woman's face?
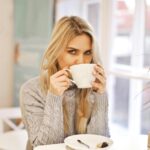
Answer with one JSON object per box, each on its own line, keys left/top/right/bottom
{"left": 57, "top": 34, "right": 93, "bottom": 69}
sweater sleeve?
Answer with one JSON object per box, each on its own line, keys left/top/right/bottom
{"left": 87, "top": 92, "right": 110, "bottom": 137}
{"left": 20, "top": 84, "right": 64, "bottom": 148}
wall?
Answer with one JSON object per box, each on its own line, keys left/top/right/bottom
{"left": 0, "top": 0, "right": 14, "bottom": 107}
{"left": 13, "top": 0, "right": 55, "bottom": 106}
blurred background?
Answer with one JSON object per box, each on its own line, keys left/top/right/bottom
{"left": 0, "top": 0, "right": 150, "bottom": 147}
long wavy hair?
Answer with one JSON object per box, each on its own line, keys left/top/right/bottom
{"left": 40, "top": 16, "right": 100, "bottom": 135}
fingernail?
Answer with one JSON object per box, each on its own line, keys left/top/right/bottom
{"left": 93, "top": 71, "right": 96, "bottom": 75}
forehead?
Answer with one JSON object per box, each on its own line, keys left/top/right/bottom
{"left": 67, "top": 34, "right": 92, "bottom": 51}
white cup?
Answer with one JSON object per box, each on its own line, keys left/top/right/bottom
{"left": 66, "top": 64, "right": 95, "bottom": 88}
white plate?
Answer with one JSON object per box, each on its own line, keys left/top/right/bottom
{"left": 64, "top": 134, "right": 113, "bottom": 150}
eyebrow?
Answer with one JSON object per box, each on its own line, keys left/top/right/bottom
{"left": 67, "top": 47, "right": 92, "bottom": 52}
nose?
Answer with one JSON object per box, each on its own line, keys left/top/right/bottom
{"left": 76, "top": 54, "right": 84, "bottom": 64}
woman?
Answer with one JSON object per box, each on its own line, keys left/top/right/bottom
{"left": 20, "top": 16, "right": 109, "bottom": 150}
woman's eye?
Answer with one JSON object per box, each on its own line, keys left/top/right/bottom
{"left": 84, "top": 51, "right": 92, "bottom": 55}
{"left": 68, "top": 50, "right": 76, "bottom": 55}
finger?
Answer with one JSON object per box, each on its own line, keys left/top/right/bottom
{"left": 96, "top": 63, "right": 104, "bottom": 69}
{"left": 56, "top": 86, "right": 68, "bottom": 95}
{"left": 94, "top": 73, "right": 106, "bottom": 84}
{"left": 50, "top": 81, "right": 70, "bottom": 94}
{"left": 92, "top": 82, "right": 106, "bottom": 93}
{"left": 94, "top": 65, "right": 106, "bottom": 78}
{"left": 95, "top": 65, "right": 105, "bottom": 75}
{"left": 92, "top": 86, "right": 98, "bottom": 92}
{"left": 92, "top": 81, "right": 105, "bottom": 88}
{"left": 56, "top": 80, "right": 70, "bottom": 88}
{"left": 62, "top": 86, "right": 69, "bottom": 92}
{"left": 63, "top": 66, "right": 70, "bottom": 77}
{"left": 57, "top": 75, "right": 70, "bottom": 83}
{"left": 58, "top": 84, "right": 70, "bottom": 93}
{"left": 53, "top": 70, "right": 68, "bottom": 78}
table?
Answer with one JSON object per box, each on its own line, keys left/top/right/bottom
{"left": 34, "top": 134, "right": 147, "bottom": 150}
{"left": 0, "top": 130, "right": 27, "bottom": 150}
{"left": 0, "top": 107, "right": 23, "bottom": 133}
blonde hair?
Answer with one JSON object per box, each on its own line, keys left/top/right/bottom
{"left": 40, "top": 16, "right": 99, "bottom": 135}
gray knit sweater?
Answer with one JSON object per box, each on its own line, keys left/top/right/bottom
{"left": 20, "top": 76, "right": 109, "bottom": 149}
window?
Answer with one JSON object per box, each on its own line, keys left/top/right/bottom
{"left": 144, "top": 0, "right": 150, "bottom": 68}
{"left": 141, "top": 0, "right": 150, "bottom": 134}
{"left": 110, "top": 0, "right": 150, "bottom": 135}
{"left": 83, "top": 0, "right": 100, "bottom": 39}
{"left": 113, "top": 0, "right": 135, "bottom": 65}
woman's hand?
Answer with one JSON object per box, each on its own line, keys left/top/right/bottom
{"left": 49, "top": 69, "right": 70, "bottom": 96}
{"left": 92, "top": 64, "right": 106, "bottom": 94}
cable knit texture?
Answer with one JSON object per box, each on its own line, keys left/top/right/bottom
{"left": 20, "top": 76, "right": 110, "bottom": 149}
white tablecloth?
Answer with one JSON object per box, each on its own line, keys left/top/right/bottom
{"left": 34, "top": 134, "right": 147, "bottom": 150}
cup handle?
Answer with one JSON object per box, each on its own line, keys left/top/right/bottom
{"left": 69, "top": 79, "right": 76, "bottom": 84}
{"left": 64, "top": 69, "right": 76, "bottom": 85}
